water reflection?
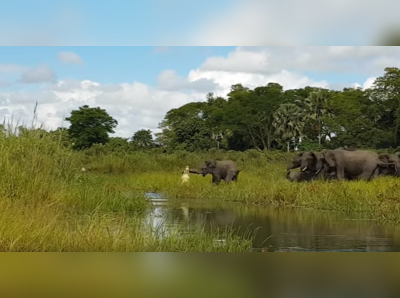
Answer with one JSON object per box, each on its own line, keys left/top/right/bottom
{"left": 144, "top": 193, "right": 400, "bottom": 252}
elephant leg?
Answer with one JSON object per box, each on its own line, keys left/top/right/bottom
{"left": 336, "top": 166, "right": 345, "bottom": 180}
{"left": 357, "top": 170, "right": 375, "bottom": 181}
{"left": 212, "top": 174, "right": 221, "bottom": 185}
{"left": 225, "top": 172, "right": 235, "bottom": 183}
{"left": 231, "top": 171, "right": 239, "bottom": 182}
{"left": 371, "top": 167, "right": 381, "bottom": 179}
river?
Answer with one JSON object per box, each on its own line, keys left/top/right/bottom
{"left": 144, "top": 192, "right": 400, "bottom": 252}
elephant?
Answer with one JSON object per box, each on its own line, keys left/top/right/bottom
{"left": 322, "top": 149, "right": 394, "bottom": 181}
{"left": 376, "top": 153, "right": 400, "bottom": 177}
{"left": 286, "top": 170, "right": 316, "bottom": 182}
{"left": 286, "top": 152, "right": 303, "bottom": 172}
{"left": 334, "top": 146, "right": 357, "bottom": 151}
{"left": 200, "top": 159, "right": 240, "bottom": 184}
{"left": 288, "top": 151, "right": 333, "bottom": 180}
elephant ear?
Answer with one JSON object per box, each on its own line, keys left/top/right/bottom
{"left": 379, "top": 154, "right": 390, "bottom": 163}
{"left": 206, "top": 160, "right": 217, "bottom": 168}
{"left": 323, "top": 151, "right": 336, "bottom": 168}
{"left": 313, "top": 152, "right": 324, "bottom": 170}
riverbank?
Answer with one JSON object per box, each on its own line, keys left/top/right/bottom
{"left": 131, "top": 168, "right": 400, "bottom": 223}
{"left": 0, "top": 129, "right": 254, "bottom": 251}
{"left": 2, "top": 125, "right": 400, "bottom": 251}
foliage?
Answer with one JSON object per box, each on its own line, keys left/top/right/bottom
{"left": 153, "top": 67, "right": 400, "bottom": 152}
{"left": 30, "top": 66, "right": 400, "bottom": 153}
{"left": 0, "top": 122, "right": 254, "bottom": 251}
{"left": 65, "top": 105, "right": 118, "bottom": 150}
{"left": 272, "top": 103, "right": 305, "bottom": 152}
{"left": 131, "top": 129, "right": 155, "bottom": 149}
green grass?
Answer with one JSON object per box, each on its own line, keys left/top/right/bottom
{"left": 121, "top": 164, "right": 400, "bottom": 223}
{"left": 3, "top": 123, "right": 400, "bottom": 251}
{"left": 0, "top": 125, "right": 255, "bottom": 251}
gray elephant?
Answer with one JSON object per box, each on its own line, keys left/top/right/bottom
{"left": 200, "top": 159, "right": 240, "bottom": 184}
{"left": 286, "top": 170, "right": 316, "bottom": 182}
{"left": 286, "top": 152, "right": 303, "bottom": 172}
{"left": 335, "top": 146, "right": 357, "bottom": 151}
{"left": 376, "top": 153, "right": 400, "bottom": 177}
{"left": 287, "top": 151, "right": 333, "bottom": 180}
{"left": 323, "top": 149, "right": 394, "bottom": 181}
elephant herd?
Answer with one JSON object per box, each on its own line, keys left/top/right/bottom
{"left": 286, "top": 148, "right": 400, "bottom": 182}
{"left": 184, "top": 148, "right": 400, "bottom": 185}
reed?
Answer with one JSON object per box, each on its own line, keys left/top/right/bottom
{"left": 0, "top": 123, "right": 254, "bottom": 251}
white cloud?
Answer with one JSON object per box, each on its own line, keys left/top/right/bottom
{"left": 0, "top": 79, "right": 208, "bottom": 138}
{"left": 188, "top": 69, "right": 329, "bottom": 97}
{"left": 157, "top": 70, "right": 217, "bottom": 92}
{"left": 200, "top": 50, "right": 270, "bottom": 73}
{"left": 0, "top": 46, "right": 394, "bottom": 139}
{"left": 0, "top": 64, "right": 27, "bottom": 73}
{"left": 58, "top": 51, "right": 83, "bottom": 65}
{"left": 190, "top": 0, "right": 400, "bottom": 46}
{"left": 197, "top": 47, "right": 400, "bottom": 76}
{"left": 362, "top": 77, "right": 377, "bottom": 89}
{"left": 19, "top": 65, "right": 57, "bottom": 84}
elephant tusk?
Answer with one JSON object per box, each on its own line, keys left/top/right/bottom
{"left": 301, "top": 167, "right": 307, "bottom": 172}
{"left": 396, "top": 166, "right": 398, "bottom": 172}
{"left": 315, "top": 168, "right": 322, "bottom": 175}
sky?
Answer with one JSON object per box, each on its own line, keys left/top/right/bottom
{"left": 2, "top": 0, "right": 400, "bottom": 46}
{"left": 0, "top": 46, "right": 400, "bottom": 138}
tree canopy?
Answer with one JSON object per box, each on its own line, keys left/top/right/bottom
{"left": 155, "top": 67, "right": 400, "bottom": 152}
{"left": 65, "top": 105, "right": 118, "bottom": 150}
{"left": 38, "top": 67, "right": 400, "bottom": 153}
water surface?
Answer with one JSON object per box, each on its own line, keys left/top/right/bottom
{"left": 145, "top": 193, "right": 400, "bottom": 252}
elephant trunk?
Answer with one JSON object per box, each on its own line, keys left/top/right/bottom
{"left": 183, "top": 169, "right": 201, "bottom": 175}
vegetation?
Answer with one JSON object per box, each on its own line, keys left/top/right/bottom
{"left": 4, "top": 66, "right": 400, "bottom": 251}
{"left": 153, "top": 67, "right": 400, "bottom": 152}
{"left": 65, "top": 105, "right": 118, "bottom": 150}
{"left": 0, "top": 125, "right": 253, "bottom": 251}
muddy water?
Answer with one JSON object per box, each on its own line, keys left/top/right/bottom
{"left": 144, "top": 193, "right": 400, "bottom": 252}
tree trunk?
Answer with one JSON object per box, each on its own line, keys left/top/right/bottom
{"left": 287, "top": 141, "right": 290, "bottom": 152}
{"left": 318, "top": 118, "right": 322, "bottom": 145}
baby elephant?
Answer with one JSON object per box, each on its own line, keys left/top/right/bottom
{"left": 202, "top": 159, "right": 240, "bottom": 184}
{"left": 286, "top": 170, "right": 315, "bottom": 182}
{"left": 286, "top": 169, "right": 337, "bottom": 182}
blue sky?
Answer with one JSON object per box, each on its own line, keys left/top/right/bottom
{"left": 1, "top": 0, "right": 399, "bottom": 46}
{"left": 0, "top": 0, "right": 237, "bottom": 45}
{"left": 0, "top": 46, "right": 236, "bottom": 87}
{"left": 0, "top": 46, "right": 397, "bottom": 137}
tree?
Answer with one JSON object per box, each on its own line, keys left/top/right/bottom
{"left": 323, "top": 88, "right": 390, "bottom": 149}
{"left": 105, "top": 137, "right": 130, "bottom": 152}
{"left": 50, "top": 127, "right": 71, "bottom": 148}
{"left": 367, "top": 67, "right": 400, "bottom": 145}
{"left": 65, "top": 105, "right": 118, "bottom": 150}
{"left": 272, "top": 104, "right": 305, "bottom": 152}
{"left": 303, "top": 90, "right": 333, "bottom": 145}
{"left": 224, "top": 83, "right": 286, "bottom": 150}
{"left": 131, "top": 129, "right": 155, "bottom": 149}
{"left": 155, "top": 101, "right": 213, "bottom": 151}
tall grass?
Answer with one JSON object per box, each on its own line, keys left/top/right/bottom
{"left": 75, "top": 143, "right": 400, "bottom": 223}
{"left": 4, "top": 119, "right": 400, "bottom": 251}
{"left": 0, "top": 123, "right": 253, "bottom": 251}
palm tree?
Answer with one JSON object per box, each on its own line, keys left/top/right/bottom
{"left": 273, "top": 104, "right": 305, "bottom": 152}
{"left": 303, "top": 90, "right": 333, "bottom": 145}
